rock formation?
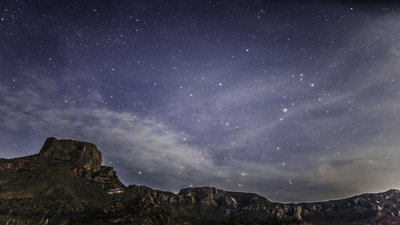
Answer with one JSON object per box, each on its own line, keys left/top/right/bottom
{"left": 0, "top": 137, "right": 399, "bottom": 225}
{"left": 39, "top": 137, "right": 102, "bottom": 174}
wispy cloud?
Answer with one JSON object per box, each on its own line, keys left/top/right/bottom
{"left": 2, "top": 4, "right": 400, "bottom": 203}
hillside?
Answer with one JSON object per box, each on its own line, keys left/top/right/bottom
{"left": 0, "top": 137, "right": 399, "bottom": 225}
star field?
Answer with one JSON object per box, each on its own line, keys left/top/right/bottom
{"left": 1, "top": 0, "right": 400, "bottom": 202}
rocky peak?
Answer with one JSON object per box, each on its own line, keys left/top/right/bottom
{"left": 39, "top": 137, "right": 102, "bottom": 173}
{"left": 178, "top": 186, "right": 223, "bottom": 196}
{"left": 177, "top": 187, "right": 238, "bottom": 207}
{"left": 2, "top": 137, "right": 400, "bottom": 224}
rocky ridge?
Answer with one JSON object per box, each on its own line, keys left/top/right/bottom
{"left": 0, "top": 137, "right": 399, "bottom": 225}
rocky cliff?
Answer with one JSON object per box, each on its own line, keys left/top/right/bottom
{"left": 129, "top": 184, "right": 400, "bottom": 224}
{"left": 0, "top": 137, "right": 399, "bottom": 225}
{"left": 39, "top": 137, "right": 102, "bottom": 175}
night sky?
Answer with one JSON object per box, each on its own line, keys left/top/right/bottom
{"left": 1, "top": 0, "right": 400, "bottom": 202}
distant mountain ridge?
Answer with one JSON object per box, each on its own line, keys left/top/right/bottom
{"left": 0, "top": 137, "right": 399, "bottom": 224}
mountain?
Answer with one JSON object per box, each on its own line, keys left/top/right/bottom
{"left": 0, "top": 137, "right": 399, "bottom": 225}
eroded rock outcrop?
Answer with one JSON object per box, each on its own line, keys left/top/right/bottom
{"left": 39, "top": 137, "right": 102, "bottom": 174}
{"left": 1, "top": 137, "right": 400, "bottom": 225}
{"left": 177, "top": 187, "right": 239, "bottom": 207}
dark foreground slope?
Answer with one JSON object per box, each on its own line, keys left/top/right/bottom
{"left": 0, "top": 138, "right": 399, "bottom": 225}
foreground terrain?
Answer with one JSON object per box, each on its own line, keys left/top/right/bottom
{"left": 0, "top": 137, "right": 399, "bottom": 225}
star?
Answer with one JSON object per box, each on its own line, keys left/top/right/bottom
{"left": 1, "top": 0, "right": 399, "bottom": 203}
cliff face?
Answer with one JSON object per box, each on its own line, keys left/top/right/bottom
{"left": 298, "top": 189, "right": 400, "bottom": 224}
{"left": 0, "top": 137, "right": 399, "bottom": 225}
{"left": 39, "top": 137, "right": 102, "bottom": 174}
{"left": 0, "top": 138, "right": 135, "bottom": 224}
{"left": 128, "top": 185, "right": 400, "bottom": 225}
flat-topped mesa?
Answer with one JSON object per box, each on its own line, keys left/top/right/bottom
{"left": 39, "top": 137, "right": 102, "bottom": 173}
